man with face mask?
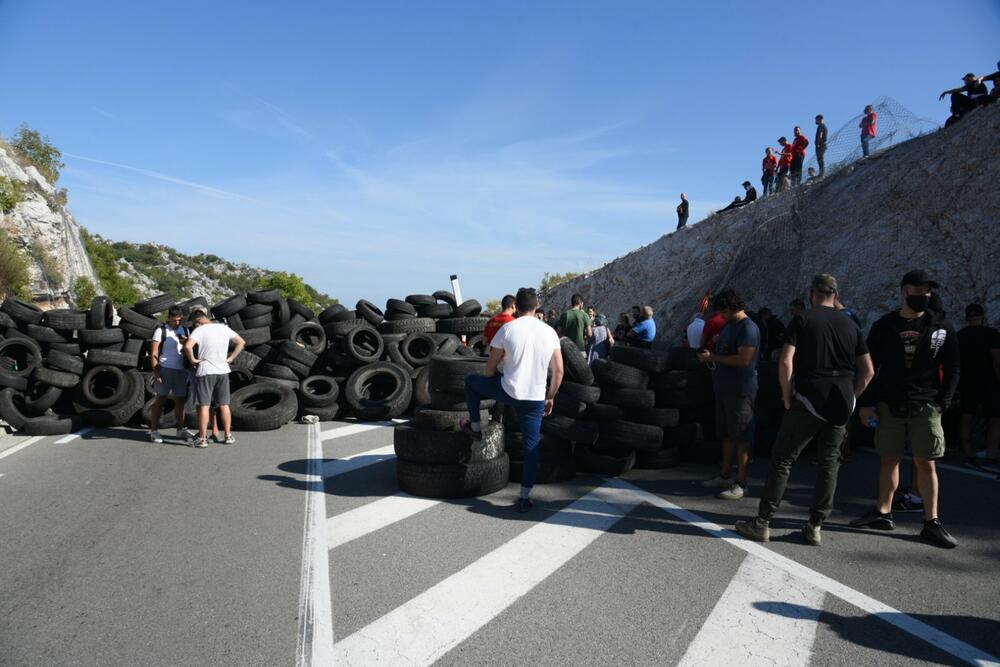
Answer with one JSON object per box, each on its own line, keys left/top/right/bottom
{"left": 850, "top": 270, "right": 960, "bottom": 548}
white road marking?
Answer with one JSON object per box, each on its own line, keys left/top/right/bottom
{"left": 678, "top": 554, "right": 825, "bottom": 666}
{"left": 0, "top": 436, "right": 46, "bottom": 461}
{"left": 295, "top": 422, "right": 334, "bottom": 666}
{"left": 327, "top": 493, "right": 440, "bottom": 550}
{"left": 54, "top": 427, "right": 94, "bottom": 444}
{"left": 332, "top": 482, "right": 642, "bottom": 665}
{"left": 321, "top": 445, "right": 395, "bottom": 478}
{"left": 319, "top": 420, "right": 405, "bottom": 442}
{"left": 615, "top": 479, "right": 1000, "bottom": 667}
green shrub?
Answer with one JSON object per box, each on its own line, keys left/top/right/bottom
{"left": 9, "top": 124, "right": 64, "bottom": 183}
{"left": 0, "top": 229, "right": 31, "bottom": 299}
{"left": 31, "top": 240, "right": 64, "bottom": 287}
{"left": 539, "top": 271, "right": 581, "bottom": 290}
{"left": 81, "top": 228, "right": 140, "bottom": 305}
{"left": 73, "top": 276, "right": 97, "bottom": 307}
{"left": 258, "top": 272, "right": 337, "bottom": 312}
{"left": 0, "top": 176, "right": 24, "bottom": 214}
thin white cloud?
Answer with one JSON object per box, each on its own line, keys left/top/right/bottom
{"left": 91, "top": 106, "right": 122, "bottom": 122}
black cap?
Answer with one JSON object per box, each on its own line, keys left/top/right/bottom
{"left": 900, "top": 270, "right": 938, "bottom": 289}
{"left": 965, "top": 303, "right": 985, "bottom": 319}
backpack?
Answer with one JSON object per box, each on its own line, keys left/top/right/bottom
{"left": 160, "top": 323, "right": 193, "bottom": 369}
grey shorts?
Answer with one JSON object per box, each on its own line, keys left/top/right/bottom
{"left": 193, "top": 374, "right": 231, "bottom": 407}
{"left": 716, "top": 392, "right": 756, "bottom": 443}
{"left": 155, "top": 367, "right": 190, "bottom": 398}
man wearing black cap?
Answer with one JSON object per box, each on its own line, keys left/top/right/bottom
{"left": 851, "top": 270, "right": 960, "bottom": 548}
{"left": 735, "top": 274, "right": 874, "bottom": 545}
{"left": 957, "top": 303, "right": 1000, "bottom": 471}
{"left": 721, "top": 182, "right": 758, "bottom": 211}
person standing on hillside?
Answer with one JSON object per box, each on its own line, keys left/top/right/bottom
{"left": 859, "top": 105, "right": 878, "bottom": 157}
{"left": 957, "top": 303, "right": 1000, "bottom": 471}
{"left": 556, "top": 293, "right": 592, "bottom": 353}
{"left": 761, "top": 147, "right": 778, "bottom": 196}
{"left": 735, "top": 274, "right": 874, "bottom": 546}
{"left": 776, "top": 137, "right": 794, "bottom": 192}
{"left": 462, "top": 287, "right": 564, "bottom": 513}
{"left": 148, "top": 306, "right": 195, "bottom": 444}
{"left": 627, "top": 306, "right": 657, "bottom": 349}
{"left": 814, "top": 115, "right": 828, "bottom": 176}
{"left": 676, "top": 193, "right": 690, "bottom": 230}
{"left": 850, "top": 270, "right": 960, "bottom": 548}
{"left": 698, "top": 289, "right": 760, "bottom": 500}
{"left": 790, "top": 126, "right": 810, "bottom": 185}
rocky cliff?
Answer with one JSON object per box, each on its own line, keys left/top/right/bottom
{"left": 541, "top": 105, "right": 1000, "bottom": 344}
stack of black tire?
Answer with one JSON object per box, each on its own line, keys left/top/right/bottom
{"left": 393, "top": 355, "right": 508, "bottom": 498}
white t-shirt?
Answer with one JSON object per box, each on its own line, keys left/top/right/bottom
{"left": 490, "top": 316, "right": 560, "bottom": 401}
{"left": 686, "top": 317, "right": 705, "bottom": 348}
{"left": 188, "top": 322, "right": 237, "bottom": 377}
{"left": 152, "top": 324, "right": 189, "bottom": 370}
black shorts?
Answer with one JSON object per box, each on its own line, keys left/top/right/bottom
{"left": 960, "top": 386, "right": 1000, "bottom": 418}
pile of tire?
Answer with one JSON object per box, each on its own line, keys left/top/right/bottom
{"left": 393, "top": 355, "right": 508, "bottom": 498}
{"left": 0, "top": 289, "right": 487, "bottom": 436}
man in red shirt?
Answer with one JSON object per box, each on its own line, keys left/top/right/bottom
{"left": 761, "top": 147, "right": 778, "bottom": 196}
{"left": 790, "top": 126, "right": 810, "bottom": 186}
{"left": 484, "top": 294, "right": 516, "bottom": 343}
{"left": 859, "top": 104, "right": 878, "bottom": 157}
{"left": 700, "top": 311, "right": 728, "bottom": 351}
{"left": 775, "top": 137, "right": 794, "bottom": 192}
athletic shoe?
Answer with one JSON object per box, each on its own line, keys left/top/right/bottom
{"left": 513, "top": 498, "right": 533, "bottom": 513}
{"left": 177, "top": 427, "right": 194, "bottom": 441}
{"left": 459, "top": 418, "right": 482, "bottom": 442}
{"left": 921, "top": 520, "right": 958, "bottom": 549}
{"left": 734, "top": 517, "right": 769, "bottom": 542}
{"left": 223, "top": 433, "right": 236, "bottom": 445}
{"left": 801, "top": 522, "right": 822, "bottom": 546}
{"left": 850, "top": 509, "right": 894, "bottom": 530}
{"left": 701, "top": 475, "right": 733, "bottom": 489}
{"left": 189, "top": 437, "right": 208, "bottom": 449}
{"left": 149, "top": 430, "right": 163, "bottom": 444}
{"left": 892, "top": 492, "right": 924, "bottom": 513}
{"left": 718, "top": 483, "right": 745, "bottom": 500}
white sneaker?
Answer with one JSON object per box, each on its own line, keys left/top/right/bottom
{"left": 701, "top": 475, "right": 733, "bottom": 489}
{"left": 191, "top": 438, "right": 208, "bottom": 449}
{"left": 223, "top": 433, "right": 236, "bottom": 445}
{"left": 149, "top": 430, "right": 163, "bottom": 444}
{"left": 718, "top": 483, "right": 745, "bottom": 500}
{"left": 177, "top": 427, "right": 194, "bottom": 440}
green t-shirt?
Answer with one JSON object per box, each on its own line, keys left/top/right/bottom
{"left": 557, "top": 309, "right": 591, "bottom": 351}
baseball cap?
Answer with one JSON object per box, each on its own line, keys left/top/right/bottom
{"left": 965, "top": 303, "right": 985, "bottom": 319}
{"left": 811, "top": 273, "right": 839, "bottom": 293}
{"left": 900, "top": 270, "right": 939, "bottom": 288}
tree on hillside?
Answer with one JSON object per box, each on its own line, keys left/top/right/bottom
{"left": 73, "top": 277, "right": 97, "bottom": 308}
{"left": 0, "top": 230, "right": 31, "bottom": 299}
{"left": 258, "top": 272, "right": 337, "bottom": 312}
{"left": 0, "top": 176, "right": 25, "bottom": 214}
{"left": 10, "top": 124, "right": 64, "bottom": 183}
{"left": 539, "top": 271, "right": 581, "bottom": 290}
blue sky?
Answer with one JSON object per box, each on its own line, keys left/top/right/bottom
{"left": 2, "top": 1, "right": 998, "bottom": 306}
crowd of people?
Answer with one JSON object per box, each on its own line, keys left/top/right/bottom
{"left": 674, "top": 61, "right": 1000, "bottom": 228}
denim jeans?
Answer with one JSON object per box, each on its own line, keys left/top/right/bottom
{"left": 861, "top": 134, "right": 871, "bottom": 157}
{"left": 761, "top": 173, "right": 775, "bottom": 196}
{"left": 465, "top": 374, "right": 546, "bottom": 489}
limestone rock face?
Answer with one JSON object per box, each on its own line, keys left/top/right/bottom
{"left": 541, "top": 106, "right": 1000, "bottom": 344}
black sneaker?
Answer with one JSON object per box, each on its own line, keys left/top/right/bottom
{"left": 921, "top": 520, "right": 958, "bottom": 549}
{"left": 459, "top": 418, "right": 482, "bottom": 442}
{"left": 892, "top": 493, "right": 924, "bottom": 513}
{"left": 513, "top": 498, "right": 533, "bottom": 513}
{"left": 850, "top": 509, "right": 894, "bottom": 530}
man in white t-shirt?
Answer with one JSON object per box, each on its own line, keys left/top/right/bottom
{"left": 183, "top": 310, "right": 245, "bottom": 448}
{"left": 687, "top": 312, "right": 705, "bottom": 348}
{"left": 148, "top": 306, "right": 194, "bottom": 443}
{"left": 461, "top": 287, "right": 564, "bottom": 512}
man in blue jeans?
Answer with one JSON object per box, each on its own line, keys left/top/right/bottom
{"left": 462, "top": 287, "right": 564, "bottom": 513}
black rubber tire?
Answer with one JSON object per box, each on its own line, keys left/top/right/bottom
{"left": 0, "top": 337, "right": 43, "bottom": 377}
{"left": 411, "top": 365, "right": 431, "bottom": 407}
{"left": 328, "top": 308, "right": 357, "bottom": 323}
{"left": 235, "top": 327, "right": 271, "bottom": 347}
{"left": 88, "top": 296, "right": 114, "bottom": 329}
{"left": 74, "top": 369, "right": 145, "bottom": 427}
{"left": 428, "top": 390, "right": 494, "bottom": 411}
{"left": 417, "top": 303, "right": 453, "bottom": 319}
{"left": 386, "top": 298, "right": 417, "bottom": 316}
{"left": 581, "top": 402, "right": 622, "bottom": 422}
{"left": 651, "top": 369, "right": 710, "bottom": 391}
{"left": 286, "top": 298, "right": 315, "bottom": 320}
{"left": 435, "top": 317, "right": 489, "bottom": 335}
{"left": 403, "top": 294, "right": 436, "bottom": 306}
{"left": 385, "top": 312, "right": 416, "bottom": 322}
{"left": 541, "top": 415, "right": 600, "bottom": 445}
{"left": 255, "top": 362, "right": 298, "bottom": 382}
{"left": 427, "top": 355, "right": 487, "bottom": 394}
{"left": 290, "top": 321, "right": 326, "bottom": 355}
{"left": 271, "top": 313, "right": 306, "bottom": 340}
{"left": 33, "top": 366, "right": 80, "bottom": 389}
{"left": 21, "top": 413, "right": 79, "bottom": 436}
{"left": 117, "top": 305, "right": 159, "bottom": 330}
{"left": 345, "top": 362, "right": 412, "bottom": 420}
{"left": 0, "top": 372, "right": 29, "bottom": 391}
{"left": 432, "top": 290, "right": 457, "bottom": 308}
{"left": 281, "top": 357, "right": 313, "bottom": 380}
{"left": 23, "top": 383, "right": 63, "bottom": 412}
{"left": 41, "top": 309, "right": 88, "bottom": 330}
{"left": 300, "top": 401, "right": 341, "bottom": 421}
{"left": 624, "top": 407, "right": 680, "bottom": 428}
{"left": 45, "top": 350, "right": 84, "bottom": 375}
{"left": 212, "top": 294, "right": 247, "bottom": 318}
{"left": 598, "top": 386, "right": 655, "bottom": 409}
{"left": 609, "top": 346, "right": 671, "bottom": 375}
{"left": 229, "top": 366, "right": 255, "bottom": 392}
{"left": 599, "top": 420, "right": 664, "bottom": 453}
{"left": 47, "top": 342, "right": 82, "bottom": 356}
{"left": 299, "top": 375, "right": 340, "bottom": 407}
{"left": 655, "top": 389, "right": 696, "bottom": 409}
{"left": 669, "top": 347, "right": 703, "bottom": 371}
{"left": 635, "top": 446, "right": 681, "bottom": 469}
{"left": 318, "top": 304, "right": 348, "bottom": 325}
{"left": 231, "top": 350, "right": 262, "bottom": 372}
{"left": 324, "top": 318, "right": 366, "bottom": 338}
{"left": 80, "top": 365, "right": 129, "bottom": 406}
{"left": 79, "top": 328, "right": 125, "bottom": 346}
{"left": 453, "top": 299, "right": 483, "bottom": 317}
{"left": 177, "top": 296, "right": 209, "bottom": 314}
{"left": 343, "top": 326, "right": 384, "bottom": 364}
{"left": 86, "top": 348, "right": 140, "bottom": 368}
{"left": 509, "top": 457, "right": 576, "bottom": 484}
{"left": 140, "top": 396, "right": 178, "bottom": 429}
{"left": 665, "top": 422, "right": 705, "bottom": 447}
{"left": 253, "top": 375, "right": 300, "bottom": 390}
{"left": 504, "top": 432, "right": 575, "bottom": 462}
{"left": 434, "top": 334, "right": 461, "bottom": 355}
{"left": 231, "top": 382, "right": 299, "bottom": 430}
{"left": 119, "top": 320, "right": 157, "bottom": 340}
{"left": 239, "top": 303, "right": 273, "bottom": 319}
{"left": 560, "top": 337, "right": 595, "bottom": 385}
{"left": 246, "top": 288, "right": 282, "bottom": 305}
{"left": 393, "top": 422, "right": 504, "bottom": 464}
{"left": 377, "top": 318, "right": 437, "bottom": 335}
{"left": 558, "top": 381, "right": 601, "bottom": 405}
{"left": 0, "top": 310, "right": 16, "bottom": 329}
{"left": 399, "top": 333, "right": 438, "bottom": 367}
{"left": 384, "top": 338, "right": 414, "bottom": 373}
{"left": 25, "top": 324, "right": 72, "bottom": 344}
{"left": 466, "top": 334, "right": 488, "bottom": 357}
{"left": 241, "top": 312, "right": 274, "bottom": 329}
{"left": 681, "top": 438, "right": 721, "bottom": 465}
{"left": 271, "top": 299, "right": 291, "bottom": 326}
{"left": 576, "top": 446, "right": 636, "bottom": 476}
{"left": 592, "top": 358, "right": 649, "bottom": 389}
{"left": 0, "top": 388, "right": 41, "bottom": 428}
{"left": 411, "top": 405, "right": 489, "bottom": 431}
{"left": 396, "top": 454, "right": 509, "bottom": 499}
{"left": 552, "top": 392, "right": 586, "bottom": 417}
{"left": 280, "top": 340, "right": 319, "bottom": 368}
{"left": 355, "top": 299, "right": 385, "bottom": 326}
{"left": 134, "top": 293, "right": 175, "bottom": 317}
{"left": 1, "top": 297, "right": 43, "bottom": 325}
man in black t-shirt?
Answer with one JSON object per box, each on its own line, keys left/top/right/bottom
{"left": 957, "top": 303, "right": 1000, "bottom": 470}
{"left": 735, "top": 274, "right": 874, "bottom": 546}
{"left": 939, "top": 73, "right": 990, "bottom": 118}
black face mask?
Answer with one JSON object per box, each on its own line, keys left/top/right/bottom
{"left": 906, "top": 294, "right": 931, "bottom": 313}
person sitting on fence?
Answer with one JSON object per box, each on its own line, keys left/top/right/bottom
{"left": 939, "top": 72, "right": 990, "bottom": 119}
